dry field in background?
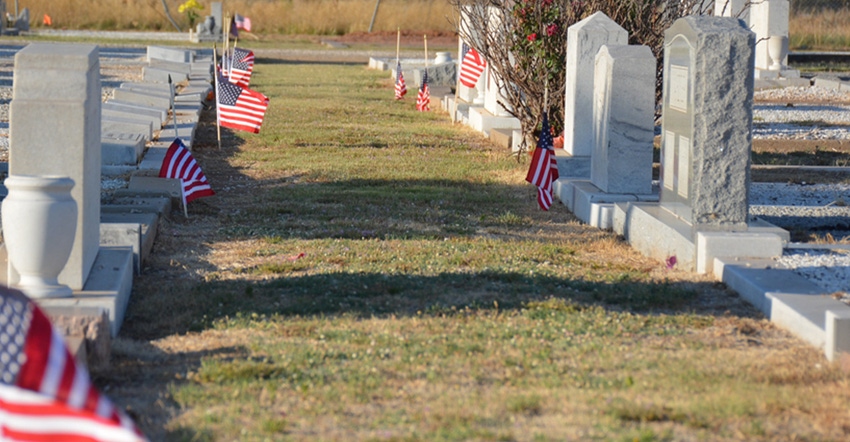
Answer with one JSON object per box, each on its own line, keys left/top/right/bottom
{"left": 22, "top": 0, "right": 456, "bottom": 35}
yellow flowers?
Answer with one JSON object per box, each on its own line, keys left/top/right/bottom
{"left": 178, "top": 0, "right": 202, "bottom": 14}
{"left": 178, "top": 0, "right": 203, "bottom": 27}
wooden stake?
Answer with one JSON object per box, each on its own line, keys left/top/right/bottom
{"left": 168, "top": 74, "right": 178, "bottom": 137}
{"left": 182, "top": 192, "right": 189, "bottom": 218}
{"left": 214, "top": 43, "right": 222, "bottom": 150}
{"left": 423, "top": 34, "right": 428, "bottom": 68}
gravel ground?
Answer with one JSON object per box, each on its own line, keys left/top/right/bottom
{"left": 749, "top": 87, "right": 850, "bottom": 293}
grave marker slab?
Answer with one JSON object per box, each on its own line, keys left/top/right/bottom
{"left": 660, "top": 16, "right": 754, "bottom": 231}
{"left": 591, "top": 44, "right": 655, "bottom": 195}
{"left": 564, "top": 12, "right": 627, "bottom": 157}
{"left": 9, "top": 43, "right": 101, "bottom": 290}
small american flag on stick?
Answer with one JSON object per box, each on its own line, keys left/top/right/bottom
{"left": 394, "top": 61, "right": 407, "bottom": 100}
{"left": 216, "top": 71, "right": 269, "bottom": 134}
{"left": 0, "top": 287, "right": 146, "bottom": 441}
{"left": 159, "top": 138, "right": 216, "bottom": 208}
{"left": 416, "top": 71, "right": 430, "bottom": 111}
{"left": 525, "top": 113, "right": 559, "bottom": 210}
{"left": 228, "top": 47, "right": 255, "bottom": 89}
{"left": 234, "top": 13, "right": 252, "bottom": 32}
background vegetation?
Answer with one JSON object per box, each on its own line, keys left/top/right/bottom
{"left": 12, "top": 0, "right": 850, "bottom": 51}
{"left": 20, "top": 0, "right": 456, "bottom": 35}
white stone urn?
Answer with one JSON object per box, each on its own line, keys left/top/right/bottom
{"left": 2, "top": 175, "right": 77, "bottom": 299}
{"left": 434, "top": 52, "right": 452, "bottom": 65}
{"left": 768, "top": 35, "right": 788, "bottom": 71}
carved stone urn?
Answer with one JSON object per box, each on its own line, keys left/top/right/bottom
{"left": 2, "top": 175, "right": 77, "bottom": 298}
{"left": 768, "top": 35, "right": 788, "bottom": 71}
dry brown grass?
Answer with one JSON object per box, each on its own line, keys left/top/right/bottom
{"left": 25, "top": 0, "right": 456, "bottom": 34}
{"left": 791, "top": 9, "right": 850, "bottom": 50}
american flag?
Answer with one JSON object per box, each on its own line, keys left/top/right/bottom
{"left": 216, "top": 72, "right": 269, "bottom": 134}
{"left": 234, "top": 14, "right": 252, "bottom": 32}
{"left": 0, "top": 288, "right": 146, "bottom": 441}
{"left": 229, "top": 15, "right": 239, "bottom": 39}
{"left": 394, "top": 61, "right": 407, "bottom": 100}
{"left": 525, "top": 113, "right": 559, "bottom": 210}
{"left": 159, "top": 138, "right": 216, "bottom": 205}
{"left": 416, "top": 71, "right": 430, "bottom": 111}
{"left": 459, "top": 43, "right": 486, "bottom": 88}
{"left": 228, "top": 47, "right": 255, "bottom": 89}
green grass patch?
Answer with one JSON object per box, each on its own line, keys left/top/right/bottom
{"left": 111, "top": 53, "right": 850, "bottom": 442}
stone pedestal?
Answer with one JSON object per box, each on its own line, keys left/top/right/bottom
{"left": 660, "top": 16, "right": 754, "bottom": 231}
{"left": 9, "top": 43, "right": 101, "bottom": 290}
{"left": 591, "top": 44, "right": 655, "bottom": 195}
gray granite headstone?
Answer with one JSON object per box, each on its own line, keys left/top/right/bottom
{"left": 660, "top": 16, "right": 754, "bottom": 231}
{"left": 591, "top": 44, "right": 655, "bottom": 195}
{"left": 196, "top": 2, "right": 223, "bottom": 43}
{"left": 9, "top": 43, "right": 101, "bottom": 290}
{"left": 16, "top": 8, "right": 28, "bottom": 32}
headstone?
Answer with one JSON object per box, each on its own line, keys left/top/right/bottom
{"left": 591, "top": 44, "right": 655, "bottom": 195}
{"left": 750, "top": 0, "right": 789, "bottom": 73}
{"left": 9, "top": 43, "right": 101, "bottom": 290}
{"left": 714, "top": 0, "right": 749, "bottom": 20}
{"left": 147, "top": 46, "right": 194, "bottom": 64}
{"left": 483, "top": 6, "right": 512, "bottom": 117}
{"left": 195, "top": 2, "right": 223, "bottom": 43}
{"left": 563, "top": 12, "right": 627, "bottom": 157}
{"left": 660, "top": 16, "right": 754, "bottom": 231}
{"left": 15, "top": 7, "right": 28, "bottom": 32}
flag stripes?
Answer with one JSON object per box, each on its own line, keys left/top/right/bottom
{"left": 159, "top": 139, "right": 215, "bottom": 204}
{"left": 394, "top": 62, "right": 407, "bottom": 100}
{"left": 228, "top": 47, "right": 254, "bottom": 89}
{"left": 459, "top": 43, "right": 486, "bottom": 88}
{"left": 416, "top": 71, "right": 430, "bottom": 111}
{"left": 525, "top": 114, "right": 559, "bottom": 211}
{"left": 0, "top": 384, "right": 144, "bottom": 442}
{"left": 217, "top": 72, "right": 269, "bottom": 134}
{"left": 0, "top": 288, "right": 146, "bottom": 441}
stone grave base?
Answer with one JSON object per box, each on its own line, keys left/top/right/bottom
{"left": 716, "top": 257, "right": 850, "bottom": 363}
{"left": 613, "top": 202, "right": 788, "bottom": 273}
{"left": 468, "top": 107, "right": 520, "bottom": 137}
{"left": 441, "top": 95, "right": 470, "bottom": 125}
{"left": 553, "top": 152, "right": 591, "bottom": 180}
{"left": 555, "top": 179, "right": 658, "bottom": 230}
{"left": 0, "top": 246, "right": 135, "bottom": 338}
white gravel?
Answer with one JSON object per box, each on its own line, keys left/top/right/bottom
{"left": 750, "top": 86, "right": 850, "bottom": 293}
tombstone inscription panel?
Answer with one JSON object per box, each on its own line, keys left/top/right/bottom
{"left": 659, "top": 16, "right": 754, "bottom": 232}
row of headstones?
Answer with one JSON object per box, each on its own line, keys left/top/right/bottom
{"left": 102, "top": 46, "right": 213, "bottom": 173}
{"left": 450, "top": 0, "right": 797, "bottom": 144}
{"left": 3, "top": 43, "right": 213, "bottom": 351}
{"left": 556, "top": 12, "right": 753, "bottom": 232}
{"left": 447, "top": 8, "right": 782, "bottom": 274}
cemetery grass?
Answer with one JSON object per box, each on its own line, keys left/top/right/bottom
{"left": 100, "top": 58, "right": 850, "bottom": 441}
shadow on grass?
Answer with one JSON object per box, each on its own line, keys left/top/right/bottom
{"left": 215, "top": 178, "right": 576, "bottom": 241}
{"left": 123, "top": 269, "right": 746, "bottom": 341}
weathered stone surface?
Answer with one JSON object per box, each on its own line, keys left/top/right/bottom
{"left": 564, "top": 12, "right": 627, "bottom": 157}
{"left": 9, "top": 43, "right": 101, "bottom": 290}
{"left": 591, "top": 44, "right": 655, "bottom": 195}
{"left": 660, "top": 16, "right": 754, "bottom": 230}
{"left": 44, "top": 306, "right": 111, "bottom": 372}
